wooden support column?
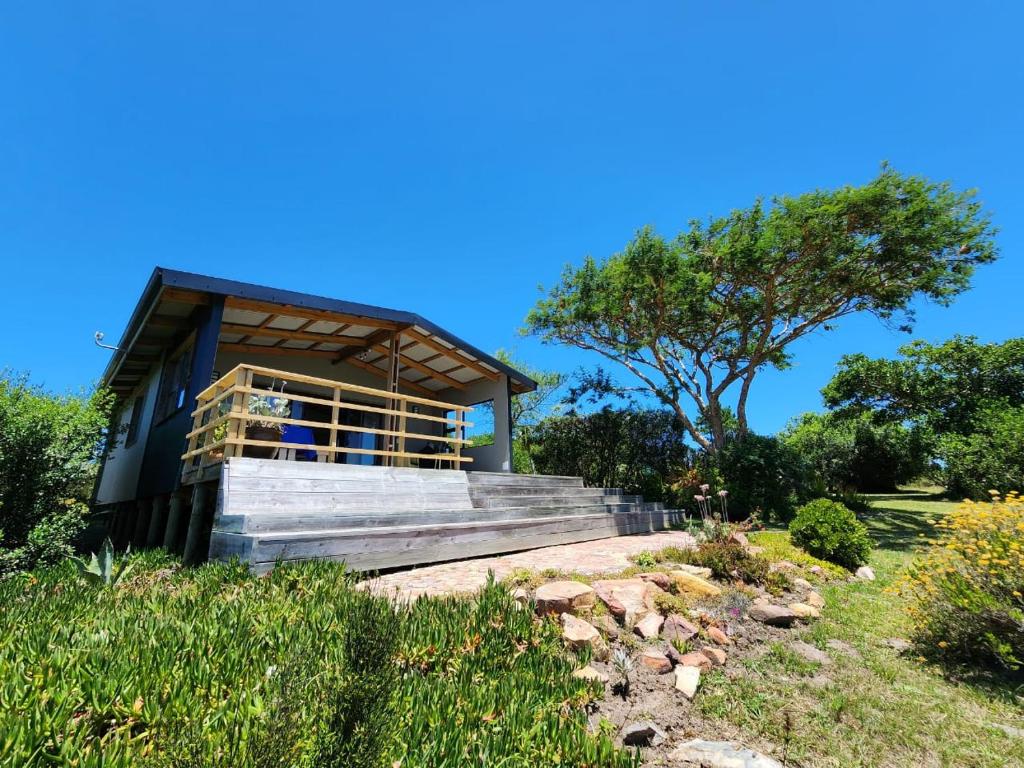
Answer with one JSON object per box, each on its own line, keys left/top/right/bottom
{"left": 329, "top": 386, "right": 341, "bottom": 464}
{"left": 163, "top": 490, "right": 189, "bottom": 553}
{"left": 146, "top": 495, "right": 169, "bottom": 548}
{"left": 384, "top": 331, "right": 401, "bottom": 467}
{"left": 222, "top": 368, "right": 252, "bottom": 459}
{"left": 182, "top": 483, "right": 213, "bottom": 566}
{"left": 132, "top": 498, "right": 152, "bottom": 549}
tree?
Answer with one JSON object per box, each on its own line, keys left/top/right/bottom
{"left": 821, "top": 336, "right": 1024, "bottom": 497}
{"left": 822, "top": 335, "right": 1024, "bottom": 435}
{"left": 780, "top": 411, "right": 931, "bottom": 492}
{"left": 524, "top": 166, "right": 997, "bottom": 452}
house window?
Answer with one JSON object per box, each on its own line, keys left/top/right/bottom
{"left": 124, "top": 394, "right": 146, "bottom": 448}
{"left": 154, "top": 344, "right": 194, "bottom": 423}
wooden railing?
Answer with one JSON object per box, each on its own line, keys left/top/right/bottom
{"left": 180, "top": 363, "right": 473, "bottom": 482}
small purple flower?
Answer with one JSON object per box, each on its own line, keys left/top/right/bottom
{"left": 694, "top": 495, "right": 705, "bottom": 502}
{"left": 717, "top": 489, "right": 729, "bottom": 497}
{"left": 700, "top": 483, "right": 710, "bottom": 492}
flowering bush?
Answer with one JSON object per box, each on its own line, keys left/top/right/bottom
{"left": 789, "top": 498, "right": 873, "bottom": 570}
{"left": 898, "top": 493, "right": 1024, "bottom": 672}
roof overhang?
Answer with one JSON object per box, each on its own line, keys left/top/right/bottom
{"left": 102, "top": 267, "right": 538, "bottom": 398}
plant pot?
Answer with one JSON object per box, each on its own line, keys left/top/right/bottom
{"left": 244, "top": 425, "right": 283, "bottom": 458}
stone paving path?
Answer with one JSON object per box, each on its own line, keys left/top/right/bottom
{"left": 359, "top": 530, "right": 696, "bottom": 601}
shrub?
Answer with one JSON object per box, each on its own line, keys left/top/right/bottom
{"left": 0, "top": 374, "right": 113, "bottom": 573}
{"left": 789, "top": 498, "right": 873, "bottom": 570}
{"left": 938, "top": 406, "right": 1024, "bottom": 499}
{"left": 674, "top": 542, "right": 770, "bottom": 584}
{"left": 701, "top": 433, "right": 814, "bottom": 524}
{"left": 764, "top": 570, "right": 793, "bottom": 597}
{"left": 897, "top": 494, "right": 1024, "bottom": 673}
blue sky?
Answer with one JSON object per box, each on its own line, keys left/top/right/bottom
{"left": 1, "top": 2, "right": 1021, "bottom": 434}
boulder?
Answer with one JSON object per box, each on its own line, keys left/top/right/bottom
{"left": 706, "top": 626, "right": 732, "bottom": 645}
{"left": 855, "top": 565, "right": 876, "bottom": 581}
{"left": 639, "top": 648, "right": 673, "bottom": 674}
{"left": 592, "top": 578, "right": 660, "bottom": 623}
{"left": 769, "top": 560, "right": 798, "bottom": 572}
{"left": 639, "top": 572, "right": 671, "bottom": 590}
{"left": 560, "top": 614, "right": 608, "bottom": 660}
{"left": 728, "top": 530, "right": 750, "bottom": 548}
{"left": 670, "top": 571, "right": 722, "bottom": 597}
{"left": 789, "top": 640, "right": 831, "bottom": 665}
{"left": 591, "top": 613, "right": 621, "bottom": 639}
{"left": 674, "top": 665, "right": 701, "bottom": 699}
{"left": 622, "top": 720, "right": 667, "bottom": 747}
{"left": 663, "top": 614, "right": 699, "bottom": 644}
{"left": 634, "top": 612, "right": 665, "bottom": 639}
{"left": 669, "top": 739, "right": 784, "bottom": 767}
{"left": 572, "top": 665, "right": 609, "bottom": 684}
{"left": 677, "top": 651, "right": 712, "bottom": 670}
{"left": 793, "top": 577, "right": 813, "bottom": 591}
{"left": 808, "top": 564, "right": 824, "bottom": 575}
{"left": 701, "top": 647, "right": 727, "bottom": 666}
{"left": 789, "top": 602, "right": 821, "bottom": 619}
{"left": 806, "top": 591, "right": 825, "bottom": 609}
{"left": 535, "top": 581, "right": 596, "bottom": 615}
{"left": 884, "top": 637, "right": 912, "bottom": 652}
{"left": 511, "top": 587, "right": 530, "bottom": 607}
{"left": 673, "top": 563, "right": 714, "bottom": 579}
{"left": 748, "top": 604, "right": 797, "bottom": 627}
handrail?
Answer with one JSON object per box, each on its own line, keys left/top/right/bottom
{"left": 181, "top": 363, "right": 474, "bottom": 481}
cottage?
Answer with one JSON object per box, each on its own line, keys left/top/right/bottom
{"left": 93, "top": 268, "right": 675, "bottom": 572}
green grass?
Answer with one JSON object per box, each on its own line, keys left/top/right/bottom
{"left": 0, "top": 556, "right": 634, "bottom": 768}
{"left": 700, "top": 494, "right": 1024, "bottom": 768}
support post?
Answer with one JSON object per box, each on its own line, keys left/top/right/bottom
{"left": 132, "top": 498, "right": 152, "bottom": 549}
{"left": 163, "top": 490, "right": 188, "bottom": 553}
{"left": 146, "top": 495, "right": 169, "bottom": 548}
{"left": 223, "top": 368, "right": 252, "bottom": 459}
{"left": 384, "top": 331, "right": 401, "bottom": 467}
{"left": 329, "top": 386, "right": 340, "bottom": 464}
{"left": 182, "top": 484, "right": 213, "bottom": 566}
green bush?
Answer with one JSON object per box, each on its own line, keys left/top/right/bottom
{"left": 0, "top": 558, "right": 635, "bottom": 767}
{"left": 789, "top": 498, "right": 873, "bottom": 570}
{"left": 0, "top": 374, "right": 113, "bottom": 573}
{"left": 938, "top": 406, "right": 1024, "bottom": 499}
{"left": 701, "top": 433, "right": 814, "bottom": 524}
{"left": 673, "top": 541, "right": 769, "bottom": 584}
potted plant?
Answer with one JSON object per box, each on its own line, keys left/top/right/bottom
{"left": 244, "top": 382, "right": 290, "bottom": 459}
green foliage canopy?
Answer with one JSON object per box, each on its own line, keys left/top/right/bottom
{"left": 525, "top": 167, "right": 996, "bottom": 451}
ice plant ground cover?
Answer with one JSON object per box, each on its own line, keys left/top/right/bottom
{"left": 0, "top": 556, "right": 634, "bottom": 768}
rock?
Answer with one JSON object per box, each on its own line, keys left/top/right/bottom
{"left": 701, "top": 647, "right": 727, "bottom": 666}
{"left": 591, "top": 613, "right": 620, "bottom": 639}
{"left": 809, "top": 564, "right": 824, "bottom": 575}
{"left": 621, "top": 720, "right": 667, "bottom": 747}
{"left": 707, "top": 626, "right": 732, "bottom": 645}
{"left": 673, "top": 563, "right": 714, "bottom": 579}
{"left": 992, "top": 722, "right": 1024, "bottom": 740}
{"left": 677, "top": 651, "right": 712, "bottom": 670}
{"left": 789, "top": 640, "right": 831, "bottom": 665}
{"left": 639, "top": 572, "right": 671, "bottom": 590}
{"left": 746, "top": 545, "right": 765, "bottom": 556}
{"left": 511, "top": 587, "right": 530, "bottom": 606}
{"left": 634, "top": 612, "right": 665, "bottom": 639}
{"left": 572, "top": 665, "right": 609, "bottom": 684}
{"left": 674, "top": 665, "right": 701, "bottom": 699}
{"left": 671, "top": 571, "right": 722, "bottom": 597}
{"left": 789, "top": 602, "right": 821, "bottom": 619}
{"left": 855, "top": 565, "right": 876, "bottom": 581}
{"left": 826, "top": 639, "right": 860, "bottom": 658}
{"left": 535, "top": 581, "right": 596, "bottom": 615}
{"left": 592, "top": 578, "right": 660, "bottom": 623}
{"left": 668, "top": 739, "right": 784, "bottom": 767}
{"left": 639, "top": 648, "right": 673, "bottom": 673}
{"left": 806, "top": 591, "right": 825, "bottom": 609}
{"left": 663, "top": 614, "right": 700, "bottom": 644}
{"left": 769, "top": 560, "right": 798, "bottom": 572}
{"left": 884, "top": 637, "right": 912, "bottom": 652}
{"left": 748, "top": 604, "right": 797, "bottom": 627}
{"left": 793, "top": 577, "right": 813, "bottom": 591}
{"left": 728, "top": 531, "right": 750, "bottom": 547}
{"left": 561, "top": 614, "right": 609, "bottom": 660}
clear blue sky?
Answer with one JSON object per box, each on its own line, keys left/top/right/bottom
{"left": 1, "top": 2, "right": 1021, "bottom": 434}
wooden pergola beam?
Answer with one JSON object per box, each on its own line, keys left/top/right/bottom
{"left": 220, "top": 323, "right": 372, "bottom": 347}
{"left": 370, "top": 343, "right": 467, "bottom": 391}
{"left": 218, "top": 342, "right": 338, "bottom": 360}
{"left": 403, "top": 328, "right": 499, "bottom": 381}
{"left": 224, "top": 296, "right": 401, "bottom": 330}
{"left": 333, "top": 328, "right": 396, "bottom": 364}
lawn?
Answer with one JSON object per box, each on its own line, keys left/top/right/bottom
{"left": 695, "top": 493, "right": 1024, "bottom": 768}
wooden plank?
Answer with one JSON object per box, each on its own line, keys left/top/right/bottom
{"left": 224, "top": 296, "right": 402, "bottom": 330}
{"left": 221, "top": 437, "right": 474, "bottom": 463}
{"left": 221, "top": 322, "right": 373, "bottom": 347}
{"left": 403, "top": 328, "right": 499, "bottom": 381}
{"left": 218, "top": 412, "right": 471, "bottom": 445}
{"left": 370, "top": 343, "right": 467, "bottom": 391}
{"left": 333, "top": 327, "right": 395, "bottom": 363}
{"left": 218, "top": 342, "right": 339, "bottom": 360}
{"left": 161, "top": 288, "right": 211, "bottom": 305}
